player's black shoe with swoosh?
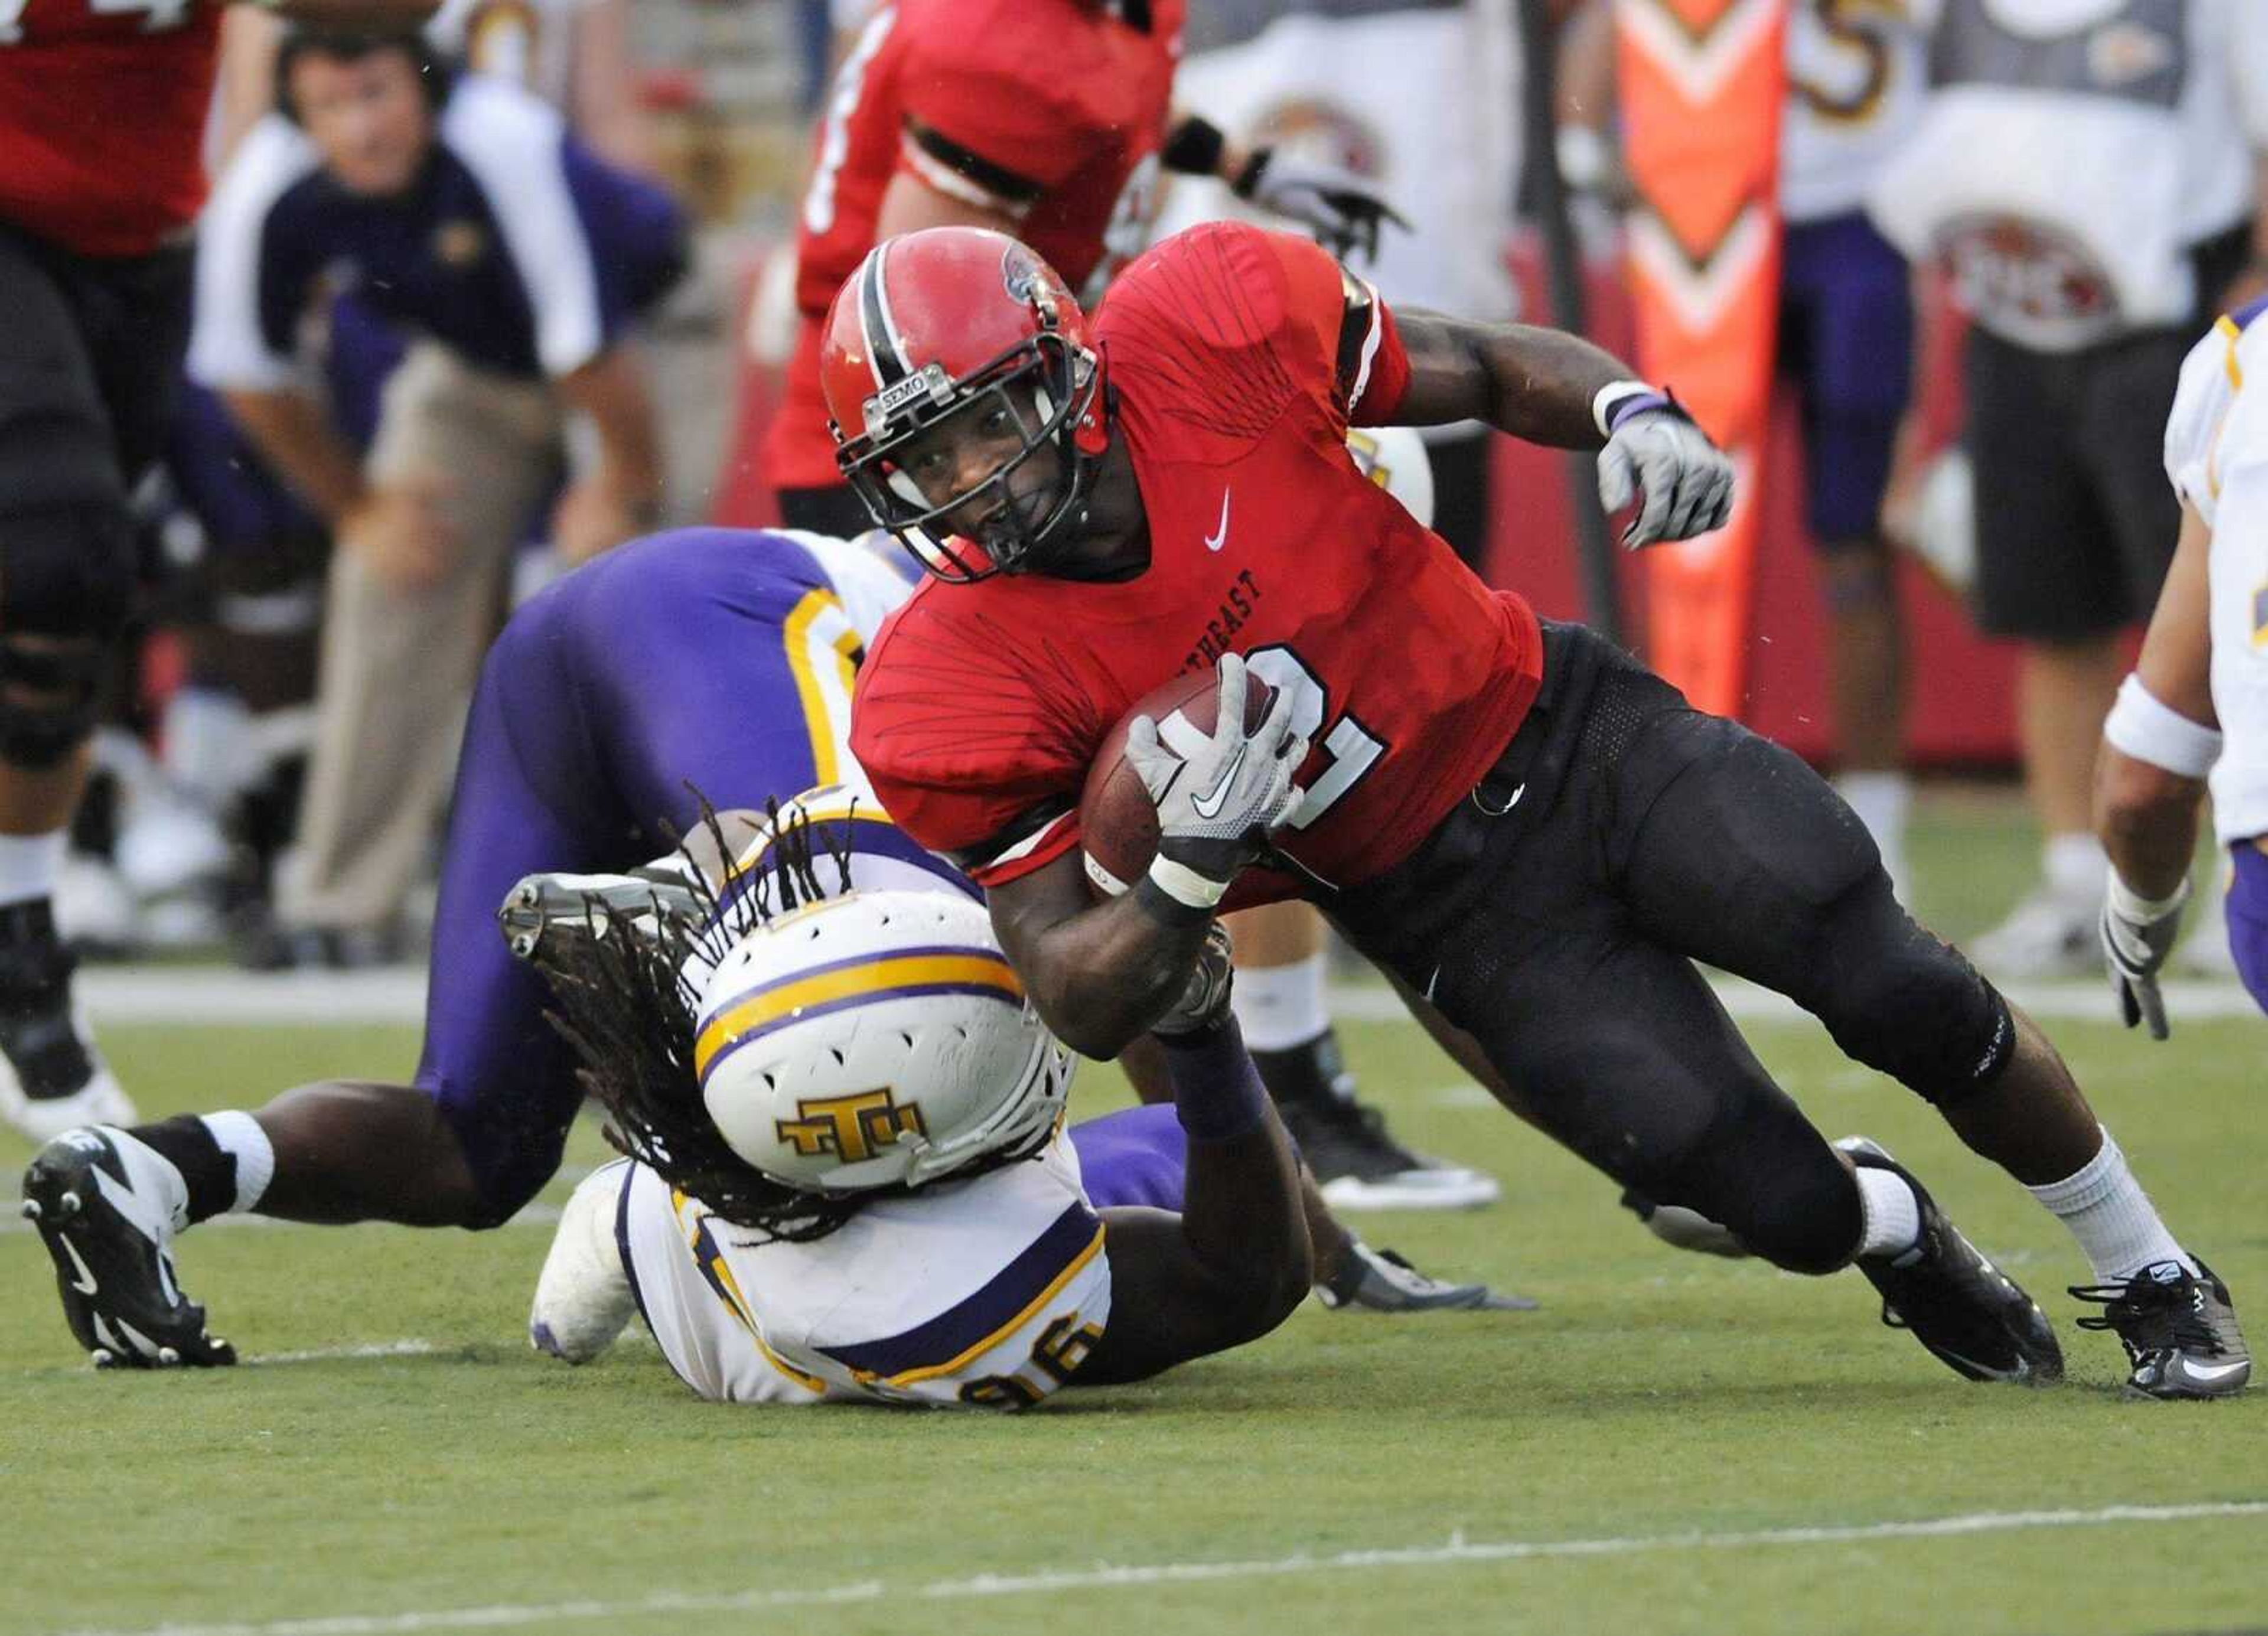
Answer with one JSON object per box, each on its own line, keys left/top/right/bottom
{"left": 20, "top": 1127, "right": 233, "bottom": 1368}
{"left": 2071, "top": 1260, "right": 2249, "bottom": 1400}
{"left": 1838, "top": 1136, "right": 2063, "bottom": 1386}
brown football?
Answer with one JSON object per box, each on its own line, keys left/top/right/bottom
{"left": 1079, "top": 667, "right": 1276, "bottom": 898}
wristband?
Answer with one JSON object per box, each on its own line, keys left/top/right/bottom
{"left": 1161, "top": 115, "right": 1228, "bottom": 179}
{"left": 1146, "top": 853, "right": 1228, "bottom": 910}
{"left": 1592, "top": 380, "right": 1666, "bottom": 439}
{"left": 1158, "top": 1017, "right": 1272, "bottom": 1143}
{"left": 2103, "top": 673, "right": 2223, "bottom": 778}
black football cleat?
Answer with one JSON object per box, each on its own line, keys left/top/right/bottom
{"left": 20, "top": 1127, "right": 234, "bottom": 1369}
{"left": 1314, "top": 1240, "right": 1537, "bottom": 1312}
{"left": 2071, "top": 1260, "right": 2250, "bottom": 1400}
{"left": 1837, "top": 1136, "right": 2063, "bottom": 1385}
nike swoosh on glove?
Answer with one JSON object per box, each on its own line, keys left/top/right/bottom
{"left": 1125, "top": 652, "right": 1309, "bottom": 895}
{"left": 2101, "top": 869, "right": 2189, "bottom": 1041}
{"left": 1234, "top": 149, "right": 1411, "bottom": 265}
{"left": 1598, "top": 396, "right": 1736, "bottom": 549}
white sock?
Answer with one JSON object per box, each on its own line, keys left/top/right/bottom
{"left": 200, "top": 1110, "right": 276, "bottom": 1214}
{"left": 1836, "top": 772, "right": 1912, "bottom": 896}
{"left": 0, "top": 830, "right": 66, "bottom": 909}
{"left": 1229, "top": 953, "right": 1330, "bottom": 1053}
{"left": 1854, "top": 1165, "right": 1923, "bottom": 1259}
{"left": 2026, "top": 1126, "right": 2194, "bottom": 1283}
{"left": 2042, "top": 832, "right": 2107, "bottom": 902}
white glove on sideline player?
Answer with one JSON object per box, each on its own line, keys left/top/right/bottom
{"left": 2101, "top": 868, "right": 2190, "bottom": 1041}
{"left": 1234, "top": 149, "right": 1410, "bottom": 265}
{"left": 1596, "top": 393, "right": 1736, "bottom": 549}
{"left": 1126, "top": 653, "right": 1309, "bottom": 907}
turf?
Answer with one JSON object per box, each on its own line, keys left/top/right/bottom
{"left": 3, "top": 795, "right": 2264, "bottom": 1636}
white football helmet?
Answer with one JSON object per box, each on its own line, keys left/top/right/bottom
{"left": 693, "top": 889, "right": 1072, "bottom": 1193}
{"left": 1345, "top": 425, "right": 1436, "bottom": 530}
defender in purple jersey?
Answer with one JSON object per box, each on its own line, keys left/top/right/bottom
{"left": 18, "top": 527, "right": 1512, "bottom": 1367}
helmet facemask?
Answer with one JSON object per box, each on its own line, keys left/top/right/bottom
{"left": 835, "top": 330, "right": 1103, "bottom": 582}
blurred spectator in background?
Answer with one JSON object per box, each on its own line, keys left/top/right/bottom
{"left": 1777, "top": 0, "right": 1930, "bottom": 893}
{"left": 138, "top": 0, "right": 662, "bottom": 968}
{"left": 1556, "top": 0, "right": 1928, "bottom": 891}
{"left": 188, "top": 28, "right": 685, "bottom": 964}
{"left": 1871, "top": 0, "right": 2268, "bottom": 977}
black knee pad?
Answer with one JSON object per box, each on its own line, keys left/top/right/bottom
{"left": 1646, "top": 1090, "right": 1861, "bottom": 1276}
{"left": 0, "top": 507, "right": 135, "bottom": 765}
{"left": 1808, "top": 878, "right": 2017, "bottom": 1105}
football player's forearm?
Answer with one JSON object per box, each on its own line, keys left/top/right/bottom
{"left": 221, "top": 387, "right": 367, "bottom": 525}
{"left": 1162, "top": 1024, "right": 1312, "bottom": 1321}
{"left": 1394, "top": 311, "right": 1633, "bottom": 449}
{"left": 1021, "top": 900, "right": 1212, "bottom": 1059}
{"left": 558, "top": 348, "right": 664, "bottom": 516}
{"left": 2094, "top": 747, "right": 2204, "bottom": 901}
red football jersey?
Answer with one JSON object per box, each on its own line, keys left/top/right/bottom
{"left": 0, "top": 0, "right": 223, "bottom": 258}
{"left": 762, "top": 0, "right": 1182, "bottom": 492}
{"left": 852, "top": 222, "right": 1546, "bottom": 905}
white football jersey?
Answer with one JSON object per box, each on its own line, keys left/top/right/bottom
{"left": 2162, "top": 304, "right": 2268, "bottom": 844}
{"left": 1149, "top": 0, "right": 1520, "bottom": 321}
{"left": 1781, "top": 1, "right": 1927, "bottom": 223}
{"left": 615, "top": 1125, "right": 1110, "bottom": 1408}
{"left": 1871, "top": 0, "right": 2268, "bottom": 350}
{"left": 428, "top": 0, "right": 599, "bottom": 110}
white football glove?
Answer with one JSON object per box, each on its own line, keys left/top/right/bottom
{"left": 1597, "top": 397, "right": 1736, "bottom": 550}
{"left": 1125, "top": 653, "right": 1309, "bottom": 908}
{"left": 1234, "top": 149, "right": 1410, "bottom": 265}
{"left": 2100, "top": 868, "right": 2190, "bottom": 1041}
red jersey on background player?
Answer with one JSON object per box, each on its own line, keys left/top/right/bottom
{"left": 834, "top": 223, "right": 2250, "bottom": 1401}
{"left": 762, "top": 0, "right": 1185, "bottom": 507}
{"left": 0, "top": 0, "right": 438, "bottom": 1149}
{"left": 0, "top": 0, "right": 226, "bottom": 258}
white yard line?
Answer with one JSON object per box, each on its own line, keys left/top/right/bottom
{"left": 48, "top": 1501, "right": 2268, "bottom": 1636}
{"left": 243, "top": 1340, "right": 438, "bottom": 1367}
{"left": 73, "top": 966, "right": 2260, "bottom": 1028}
{"left": 0, "top": 1205, "right": 559, "bottom": 1239}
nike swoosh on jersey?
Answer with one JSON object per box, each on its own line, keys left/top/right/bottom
{"left": 1191, "top": 745, "right": 1247, "bottom": 820}
{"left": 1203, "top": 489, "right": 1231, "bottom": 552}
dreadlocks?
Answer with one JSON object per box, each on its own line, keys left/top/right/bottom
{"left": 529, "top": 798, "right": 871, "bottom": 1241}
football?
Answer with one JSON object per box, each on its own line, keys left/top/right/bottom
{"left": 1079, "top": 666, "right": 1276, "bottom": 898}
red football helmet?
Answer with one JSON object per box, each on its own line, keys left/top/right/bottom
{"left": 820, "top": 227, "right": 1109, "bottom": 581}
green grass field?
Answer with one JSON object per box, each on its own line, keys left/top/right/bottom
{"left": 4, "top": 791, "right": 2264, "bottom": 1636}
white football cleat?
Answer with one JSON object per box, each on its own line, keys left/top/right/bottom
{"left": 530, "top": 1158, "right": 638, "bottom": 1364}
{"left": 1967, "top": 886, "right": 2100, "bottom": 981}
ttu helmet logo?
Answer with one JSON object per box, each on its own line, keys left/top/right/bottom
{"left": 774, "top": 1087, "right": 928, "bottom": 1164}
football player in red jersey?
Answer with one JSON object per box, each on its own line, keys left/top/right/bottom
{"left": 758, "top": 0, "right": 1462, "bottom": 1210}
{"left": 840, "top": 223, "right": 2246, "bottom": 1396}
{"left": 0, "top": 0, "right": 436, "bottom": 1142}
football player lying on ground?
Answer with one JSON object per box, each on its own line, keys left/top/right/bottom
{"left": 838, "top": 221, "right": 2247, "bottom": 1398}
{"left": 514, "top": 801, "right": 1324, "bottom": 1404}
{"left": 19, "top": 527, "right": 1515, "bottom": 1369}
